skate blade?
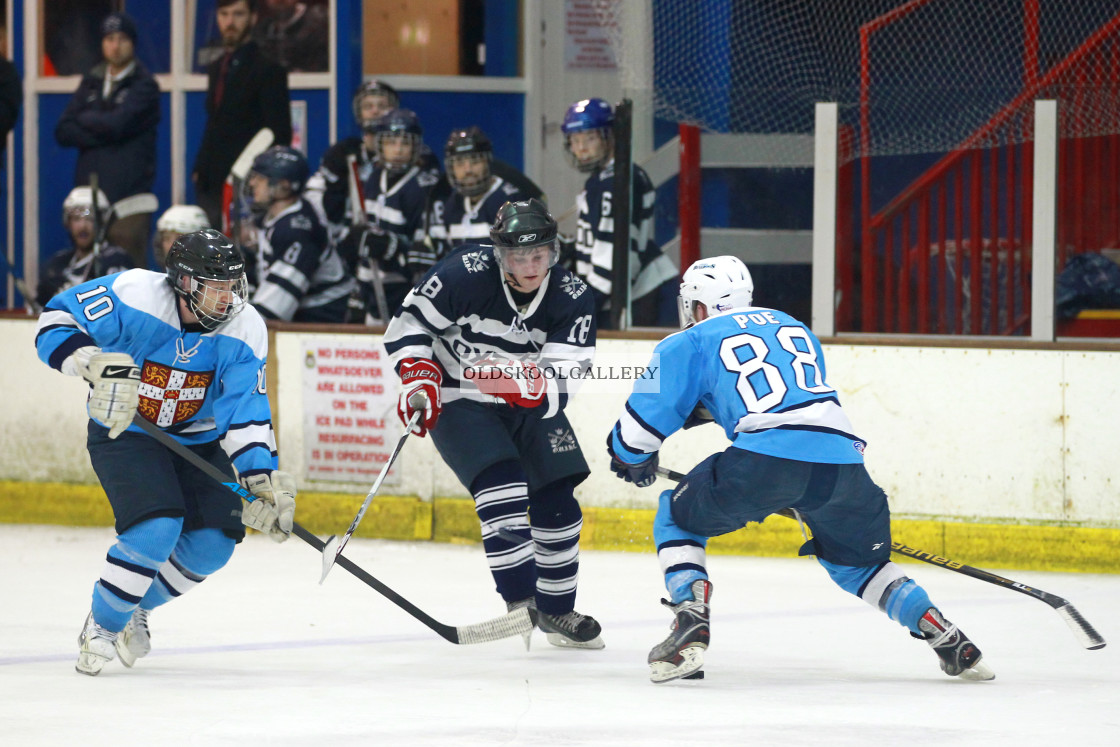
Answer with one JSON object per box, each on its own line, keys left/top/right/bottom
{"left": 649, "top": 645, "right": 705, "bottom": 683}
{"left": 319, "top": 535, "right": 339, "bottom": 584}
{"left": 545, "top": 632, "right": 605, "bottom": 650}
{"left": 958, "top": 657, "right": 996, "bottom": 681}
{"left": 75, "top": 652, "right": 111, "bottom": 676}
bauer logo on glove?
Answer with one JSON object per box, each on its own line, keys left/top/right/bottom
{"left": 465, "top": 357, "right": 548, "bottom": 408}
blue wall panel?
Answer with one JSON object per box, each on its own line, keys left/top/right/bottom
{"left": 395, "top": 91, "right": 525, "bottom": 172}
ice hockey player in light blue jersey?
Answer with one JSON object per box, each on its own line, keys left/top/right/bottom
{"left": 607, "top": 256, "right": 994, "bottom": 684}
{"left": 35, "top": 229, "right": 296, "bottom": 676}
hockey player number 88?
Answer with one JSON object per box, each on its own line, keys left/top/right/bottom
{"left": 718, "top": 327, "right": 833, "bottom": 413}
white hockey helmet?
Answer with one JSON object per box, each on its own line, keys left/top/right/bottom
{"left": 678, "top": 256, "right": 754, "bottom": 328}
{"left": 62, "top": 186, "right": 111, "bottom": 226}
{"left": 157, "top": 205, "right": 210, "bottom": 235}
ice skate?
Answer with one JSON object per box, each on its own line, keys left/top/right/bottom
{"left": 115, "top": 607, "right": 151, "bottom": 668}
{"left": 537, "top": 610, "right": 604, "bottom": 649}
{"left": 917, "top": 607, "right": 995, "bottom": 681}
{"left": 76, "top": 612, "right": 118, "bottom": 676}
{"left": 648, "top": 579, "right": 712, "bottom": 683}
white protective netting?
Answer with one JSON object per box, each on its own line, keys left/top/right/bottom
{"left": 597, "top": 0, "right": 1120, "bottom": 162}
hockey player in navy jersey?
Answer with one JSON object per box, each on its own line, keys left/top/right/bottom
{"left": 562, "top": 97, "right": 677, "bottom": 328}
{"left": 304, "top": 79, "right": 399, "bottom": 255}
{"left": 349, "top": 108, "right": 442, "bottom": 323}
{"left": 37, "top": 187, "right": 134, "bottom": 308}
{"left": 383, "top": 198, "right": 605, "bottom": 649}
{"left": 427, "top": 127, "right": 538, "bottom": 260}
{"left": 35, "top": 229, "right": 296, "bottom": 676}
{"left": 607, "top": 256, "right": 994, "bottom": 683}
{"left": 246, "top": 145, "right": 355, "bottom": 322}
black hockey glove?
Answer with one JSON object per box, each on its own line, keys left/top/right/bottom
{"left": 360, "top": 225, "right": 400, "bottom": 262}
{"left": 609, "top": 451, "right": 659, "bottom": 488}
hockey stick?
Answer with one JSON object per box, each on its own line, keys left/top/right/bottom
{"left": 346, "top": 153, "right": 390, "bottom": 324}
{"left": 320, "top": 401, "right": 423, "bottom": 582}
{"left": 654, "top": 466, "right": 1106, "bottom": 650}
{"left": 86, "top": 191, "right": 159, "bottom": 279}
{"left": 0, "top": 251, "right": 41, "bottom": 314}
{"left": 224, "top": 128, "right": 275, "bottom": 247}
{"left": 129, "top": 413, "right": 536, "bottom": 645}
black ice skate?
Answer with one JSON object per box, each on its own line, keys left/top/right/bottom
{"left": 916, "top": 607, "right": 995, "bottom": 681}
{"left": 648, "top": 579, "right": 712, "bottom": 683}
{"left": 536, "top": 610, "right": 605, "bottom": 649}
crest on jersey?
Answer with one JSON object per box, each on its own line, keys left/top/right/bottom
{"left": 136, "top": 361, "right": 214, "bottom": 427}
{"left": 560, "top": 272, "right": 587, "bottom": 299}
{"left": 461, "top": 250, "right": 490, "bottom": 273}
{"left": 548, "top": 428, "right": 578, "bottom": 454}
{"left": 290, "top": 215, "right": 312, "bottom": 231}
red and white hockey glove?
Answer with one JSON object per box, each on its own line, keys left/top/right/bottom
{"left": 397, "top": 358, "right": 442, "bottom": 436}
{"left": 468, "top": 358, "right": 547, "bottom": 408}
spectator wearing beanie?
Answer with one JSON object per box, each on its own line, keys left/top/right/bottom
{"left": 55, "top": 12, "right": 161, "bottom": 267}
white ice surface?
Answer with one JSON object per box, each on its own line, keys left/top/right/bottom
{"left": 1, "top": 525, "right": 1117, "bottom": 746}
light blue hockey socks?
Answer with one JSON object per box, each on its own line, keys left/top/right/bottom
{"left": 91, "top": 516, "right": 183, "bottom": 632}
{"left": 819, "top": 558, "right": 934, "bottom": 634}
{"left": 654, "top": 490, "right": 709, "bottom": 604}
{"left": 138, "top": 528, "right": 236, "bottom": 610}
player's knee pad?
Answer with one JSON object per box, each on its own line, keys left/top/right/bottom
{"left": 173, "top": 528, "right": 237, "bottom": 576}
{"left": 529, "top": 477, "right": 582, "bottom": 532}
{"left": 819, "top": 558, "right": 931, "bottom": 633}
{"left": 471, "top": 460, "right": 530, "bottom": 528}
{"left": 93, "top": 516, "right": 185, "bottom": 627}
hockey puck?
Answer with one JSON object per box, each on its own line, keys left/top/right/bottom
{"left": 682, "top": 670, "right": 705, "bottom": 680}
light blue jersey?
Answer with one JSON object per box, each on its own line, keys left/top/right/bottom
{"left": 611, "top": 307, "right": 865, "bottom": 465}
{"left": 35, "top": 269, "right": 278, "bottom": 477}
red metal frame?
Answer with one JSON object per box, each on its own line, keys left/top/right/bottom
{"left": 678, "top": 123, "right": 702, "bottom": 275}
{"left": 847, "top": 1, "right": 1120, "bottom": 335}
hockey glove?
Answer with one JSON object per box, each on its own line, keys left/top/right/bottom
{"left": 360, "top": 225, "right": 400, "bottom": 263}
{"left": 609, "top": 451, "right": 660, "bottom": 488}
{"left": 398, "top": 358, "right": 443, "bottom": 436}
{"left": 74, "top": 348, "right": 142, "bottom": 439}
{"left": 241, "top": 470, "right": 297, "bottom": 542}
{"left": 467, "top": 358, "right": 547, "bottom": 408}
{"left": 683, "top": 404, "right": 715, "bottom": 430}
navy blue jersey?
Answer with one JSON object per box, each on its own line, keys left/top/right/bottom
{"left": 611, "top": 307, "right": 865, "bottom": 465}
{"left": 575, "top": 161, "right": 676, "bottom": 309}
{"left": 36, "top": 244, "right": 134, "bottom": 309}
{"left": 253, "top": 199, "right": 355, "bottom": 322}
{"left": 35, "top": 269, "right": 278, "bottom": 477}
{"left": 362, "top": 162, "right": 441, "bottom": 275}
{"left": 305, "top": 136, "right": 374, "bottom": 233}
{"left": 428, "top": 176, "right": 532, "bottom": 259}
{"left": 383, "top": 245, "right": 597, "bottom": 419}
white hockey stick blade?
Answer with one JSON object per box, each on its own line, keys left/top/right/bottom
{"left": 112, "top": 193, "right": 159, "bottom": 220}
{"left": 1057, "top": 603, "right": 1107, "bottom": 650}
{"left": 230, "top": 128, "right": 275, "bottom": 181}
{"left": 455, "top": 606, "right": 537, "bottom": 645}
{"left": 319, "top": 535, "right": 340, "bottom": 583}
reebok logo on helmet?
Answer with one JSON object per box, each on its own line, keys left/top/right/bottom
{"left": 518, "top": 233, "right": 537, "bottom": 243}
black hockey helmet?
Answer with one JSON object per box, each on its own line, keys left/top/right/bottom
{"left": 166, "top": 229, "right": 249, "bottom": 330}
{"left": 249, "top": 145, "right": 310, "bottom": 194}
{"left": 489, "top": 199, "right": 559, "bottom": 274}
{"left": 370, "top": 108, "right": 423, "bottom": 173}
{"left": 445, "top": 126, "right": 494, "bottom": 198}
{"left": 352, "top": 79, "right": 400, "bottom": 126}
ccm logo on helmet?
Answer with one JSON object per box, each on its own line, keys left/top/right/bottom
{"left": 518, "top": 233, "right": 538, "bottom": 243}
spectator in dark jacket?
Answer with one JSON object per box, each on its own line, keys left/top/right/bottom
{"left": 0, "top": 53, "right": 22, "bottom": 199}
{"left": 54, "top": 12, "right": 160, "bottom": 267}
{"left": 193, "top": 0, "right": 292, "bottom": 229}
